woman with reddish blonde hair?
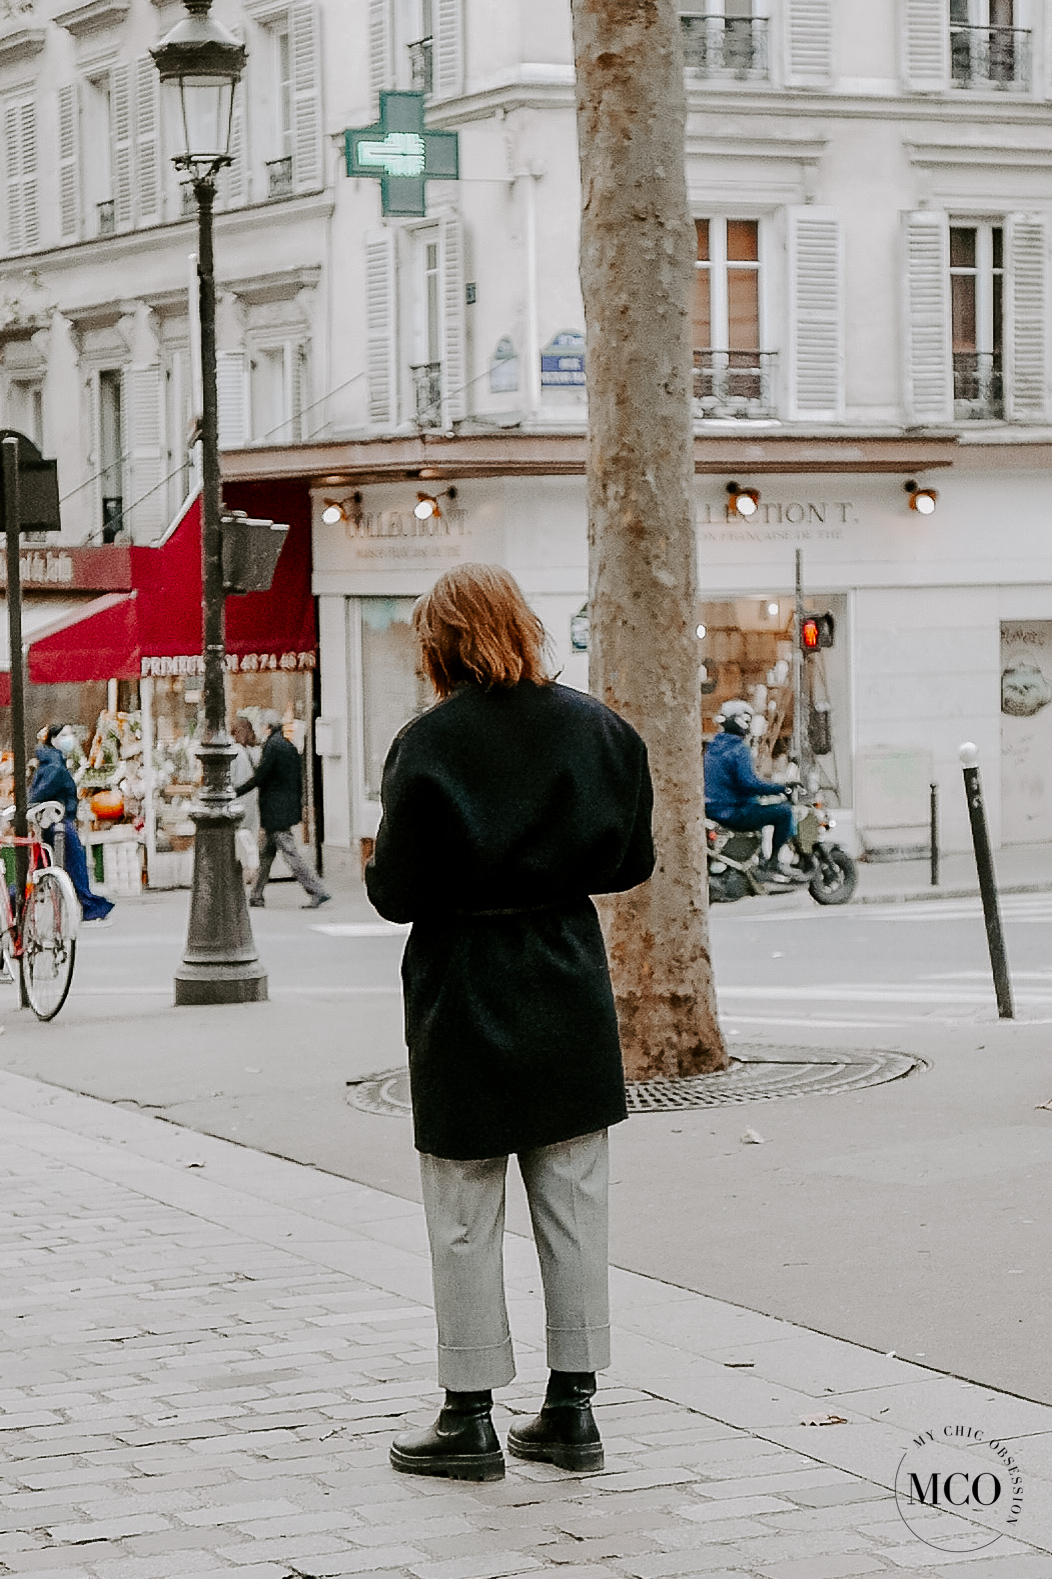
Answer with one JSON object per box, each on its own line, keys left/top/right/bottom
{"left": 367, "top": 562, "right": 654, "bottom": 1484}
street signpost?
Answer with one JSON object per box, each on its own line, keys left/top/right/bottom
{"left": 343, "top": 92, "right": 458, "bottom": 217}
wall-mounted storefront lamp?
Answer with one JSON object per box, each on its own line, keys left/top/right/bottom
{"left": 414, "top": 486, "right": 458, "bottom": 520}
{"left": 905, "top": 480, "right": 938, "bottom": 515}
{"left": 727, "top": 481, "right": 760, "bottom": 518}
{"left": 321, "top": 494, "right": 362, "bottom": 526}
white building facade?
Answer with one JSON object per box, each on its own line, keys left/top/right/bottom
{"left": 3, "top": 0, "right": 1052, "bottom": 871}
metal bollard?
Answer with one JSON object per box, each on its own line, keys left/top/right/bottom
{"left": 960, "top": 743, "right": 1013, "bottom": 1020}
{"left": 929, "top": 781, "right": 939, "bottom": 887}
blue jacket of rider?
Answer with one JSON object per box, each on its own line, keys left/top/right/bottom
{"left": 29, "top": 742, "right": 78, "bottom": 820}
{"left": 704, "top": 731, "right": 783, "bottom": 821}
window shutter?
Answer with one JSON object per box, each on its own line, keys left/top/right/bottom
{"left": 19, "top": 102, "right": 37, "bottom": 250}
{"left": 440, "top": 211, "right": 466, "bottom": 424}
{"left": 290, "top": 2, "right": 322, "bottom": 192}
{"left": 220, "top": 80, "right": 246, "bottom": 208}
{"left": 58, "top": 84, "right": 80, "bottom": 242}
{"left": 290, "top": 342, "right": 308, "bottom": 441}
{"left": 788, "top": 207, "right": 842, "bottom": 420}
{"left": 369, "top": 0, "right": 394, "bottom": 109}
{"left": 434, "top": 0, "right": 465, "bottom": 99}
{"left": 123, "top": 365, "right": 165, "bottom": 538}
{"left": 217, "top": 351, "right": 249, "bottom": 449}
{"left": 902, "top": 0, "right": 949, "bottom": 92}
{"left": 135, "top": 58, "right": 161, "bottom": 226}
{"left": 784, "top": 0, "right": 833, "bottom": 88}
{"left": 5, "top": 103, "right": 23, "bottom": 253}
{"left": 365, "top": 229, "right": 397, "bottom": 428}
{"left": 110, "top": 64, "right": 134, "bottom": 231}
{"left": 903, "top": 210, "right": 952, "bottom": 424}
{"left": 1006, "top": 216, "right": 1047, "bottom": 422}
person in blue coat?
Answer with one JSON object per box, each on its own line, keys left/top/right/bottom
{"left": 29, "top": 725, "right": 114, "bottom": 923}
{"left": 704, "top": 702, "right": 804, "bottom": 884}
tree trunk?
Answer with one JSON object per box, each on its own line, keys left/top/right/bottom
{"left": 571, "top": 0, "right": 727, "bottom": 1079}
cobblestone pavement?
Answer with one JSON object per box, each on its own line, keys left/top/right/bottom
{"left": 2, "top": 1070, "right": 1051, "bottom": 1579}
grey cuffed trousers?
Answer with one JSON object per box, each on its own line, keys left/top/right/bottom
{"left": 418, "top": 1129, "right": 611, "bottom": 1392}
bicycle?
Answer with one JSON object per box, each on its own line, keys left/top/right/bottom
{"left": 0, "top": 799, "right": 79, "bottom": 1020}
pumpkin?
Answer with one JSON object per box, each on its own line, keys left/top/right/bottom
{"left": 90, "top": 789, "right": 124, "bottom": 821}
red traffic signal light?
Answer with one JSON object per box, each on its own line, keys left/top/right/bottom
{"left": 801, "top": 612, "right": 835, "bottom": 653}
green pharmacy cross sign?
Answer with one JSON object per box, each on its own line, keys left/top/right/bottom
{"left": 345, "top": 92, "right": 458, "bottom": 217}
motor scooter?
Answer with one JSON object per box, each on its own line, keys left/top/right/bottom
{"left": 707, "top": 793, "right": 858, "bottom": 906}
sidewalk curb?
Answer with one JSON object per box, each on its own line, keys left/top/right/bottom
{"left": 856, "top": 879, "right": 1052, "bottom": 905}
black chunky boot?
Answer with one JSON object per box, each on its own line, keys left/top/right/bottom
{"left": 506, "top": 1370, "right": 604, "bottom": 1471}
{"left": 390, "top": 1390, "right": 504, "bottom": 1481}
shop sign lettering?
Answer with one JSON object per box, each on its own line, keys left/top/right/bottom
{"left": 140, "top": 651, "right": 317, "bottom": 678}
{"left": 699, "top": 501, "right": 858, "bottom": 526}
{"left": 342, "top": 508, "right": 468, "bottom": 541}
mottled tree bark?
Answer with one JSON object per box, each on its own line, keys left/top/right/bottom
{"left": 571, "top": 0, "right": 727, "bottom": 1078}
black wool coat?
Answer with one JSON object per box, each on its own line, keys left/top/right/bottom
{"left": 235, "top": 729, "right": 302, "bottom": 832}
{"left": 365, "top": 681, "right": 655, "bottom": 1160}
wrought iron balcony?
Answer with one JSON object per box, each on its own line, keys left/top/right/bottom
{"left": 693, "top": 349, "right": 777, "bottom": 420}
{"left": 409, "top": 36, "right": 434, "bottom": 95}
{"left": 267, "top": 156, "right": 293, "bottom": 198}
{"left": 411, "top": 361, "right": 443, "bottom": 427}
{"left": 96, "top": 199, "right": 115, "bottom": 236}
{"left": 953, "top": 350, "right": 1004, "bottom": 420}
{"left": 950, "top": 24, "right": 1030, "bottom": 91}
{"left": 680, "top": 14, "right": 768, "bottom": 80}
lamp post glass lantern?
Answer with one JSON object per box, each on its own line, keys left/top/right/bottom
{"left": 152, "top": 2, "right": 266, "bottom": 1005}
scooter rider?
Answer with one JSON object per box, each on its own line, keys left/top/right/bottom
{"left": 704, "top": 702, "right": 807, "bottom": 885}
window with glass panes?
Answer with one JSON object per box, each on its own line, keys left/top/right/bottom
{"left": 678, "top": 1, "right": 767, "bottom": 78}
{"left": 950, "top": 223, "right": 1004, "bottom": 418}
{"left": 951, "top": 0, "right": 1024, "bottom": 89}
{"left": 693, "top": 218, "right": 767, "bottom": 413}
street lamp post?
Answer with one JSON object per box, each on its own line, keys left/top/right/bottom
{"left": 152, "top": 1, "right": 267, "bottom": 1005}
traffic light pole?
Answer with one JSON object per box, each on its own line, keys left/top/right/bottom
{"left": 792, "top": 547, "right": 805, "bottom": 777}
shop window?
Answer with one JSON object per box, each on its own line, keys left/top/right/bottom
{"left": 360, "top": 597, "right": 431, "bottom": 799}
{"left": 950, "top": 222, "right": 1004, "bottom": 419}
{"left": 693, "top": 217, "right": 774, "bottom": 418}
{"left": 950, "top": 0, "right": 1029, "bottom": 91}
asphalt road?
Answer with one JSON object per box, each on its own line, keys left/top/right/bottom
{"left": 3, "top": 878, "right": 1051, "bottom": 1407}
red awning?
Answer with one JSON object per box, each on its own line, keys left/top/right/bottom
{"left": 28, "top": 482, "right": 316, "bottom": 686}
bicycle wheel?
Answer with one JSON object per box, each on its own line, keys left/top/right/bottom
{"left": 22, "top": 869, "right": 77, "bottom": 1020}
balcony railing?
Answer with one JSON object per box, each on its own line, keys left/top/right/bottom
{"left": 950, "top": 24, "right": 1030, "bottom": 91}
{"left": 267, "top": 156, "right": 293, "bottom": 198}
{"left": 96, "top": 199, "right": 115, "bottom": 236}
{"left": 953, "top": 350, "right": 1004, "bottom": 420}
{"left": 409, "top": 36, "right": 434, "bottom": 95}
{"left": 693, "top": 349, "right": 777, "bottom": 420}
{"left": 411, "top": 361, "right": 443, "bottom": 427}
{"left": 680, "top": 14, "right": 768, "bottom": 80}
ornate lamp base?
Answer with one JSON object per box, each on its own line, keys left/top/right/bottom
{"left": 174, "top": 768, "right": 268, "bottom": 1006}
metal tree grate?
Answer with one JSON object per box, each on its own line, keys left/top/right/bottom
{"left": 346, "top": 1047, "right": 923, "bottom": 1119}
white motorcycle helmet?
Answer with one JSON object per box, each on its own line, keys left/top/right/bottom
{"left": 715, "top": 699, "right": 753, "bottom": 737}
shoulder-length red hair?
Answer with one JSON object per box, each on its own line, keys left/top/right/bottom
{"left": 414, "top": 563, "right": 552, "bottom": 698}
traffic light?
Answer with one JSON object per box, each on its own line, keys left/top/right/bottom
{"left": 801, "top": 612, "right": 835, "bottom": 653}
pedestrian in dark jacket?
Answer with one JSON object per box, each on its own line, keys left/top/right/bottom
{"left": 235, "top": 712, "right": 330, "bottom": 908}
{"left": 366, "top": 562, "right": 654, "bottom": 1483}
{"left": 29, "top": 725, "right": 114, "bottom": 923}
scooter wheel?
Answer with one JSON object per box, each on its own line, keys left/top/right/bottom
{"left": 710, "top": 868, "right": 749, "bottom": 903}
{"left": 808, "top": 848, "right": 858, "bottom": 906}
